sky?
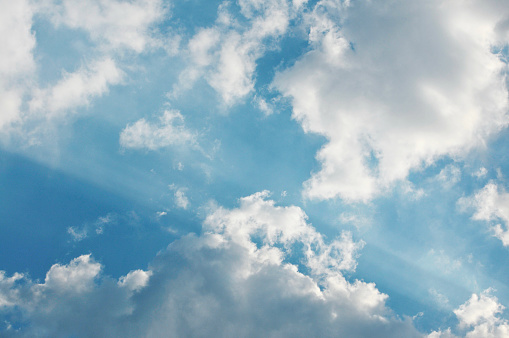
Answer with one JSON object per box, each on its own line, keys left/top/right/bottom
{"left": 1, "top": 0, "right": 509, "bottom": 337}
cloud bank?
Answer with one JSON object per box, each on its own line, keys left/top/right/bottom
{"left": 274, "top": 0, "right": 509, "bottom": 201}
{"left": 0, "top": 192, "right": 421, "bottom": 337}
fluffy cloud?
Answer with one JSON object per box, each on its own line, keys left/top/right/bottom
{"left": 455, "top": 290, "right": 505, "bottom": 329}
{"left": 430, "top": 290, "right": 509, "bottom": 337}
{"left": 39, "top": 0, "right": 165, "bottom": 52}
{"left": 0, "top": 0, "right": 166, "bottom": 145}
{"left": 0, "top": 0, "right": 36, "bottom": 132}
{"left": 0, "top": 192, "right": 421, "bottom": 337}
{"left": 120, "top": 109, "right": 196, "bottom": 150}
{"left": 172, "top": 0, "right": 298, "bottom": 105}
{"left": 41, "top": 254, "right": 102, "bottom": 293}
{"left": 0, "top": 255, "right": 140, "bottom": 337}
{"left": 274, "top": 0, "right": 509, "bottom": 201}
{"left": 459, "top": 182, "right": 509, "bottom": 246}
{"left": 118, "top": 269, "right": 152, "bottom": 292}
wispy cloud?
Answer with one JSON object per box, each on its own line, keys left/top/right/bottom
{"left": 120, "top": 110, "right": 197, "bottom": 151}
{"left": 459, "top": 181, "right": 509, "bottom": 246}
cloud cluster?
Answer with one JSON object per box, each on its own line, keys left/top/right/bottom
{"left": 430, "top": 289, "right": 509, "bottom": 337}
{"left": 459, "top": 182, "right": 509, "bottom": 246}
{"left": 0, "top": 192, "right": 421, "bottom": 337}
{"left": 274, "top": 0, "right": 509, "bottom": 201}
{"left": 120, "top": 109, "right": 196, "bottom": 151}
{"left": 171, "top": 0, "right": 304, "bottom": 106}
{"left": 39, "top": 0, "right": 165, "bottom": 53}
{"left": 0, "top": 0, "right": 166, "bottom": 145}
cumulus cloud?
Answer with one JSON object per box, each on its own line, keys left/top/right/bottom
{"left": 274, "top": 0, "right": 509, "bottom": 202}
{"left": 459, "top": 182, "right": 509, "bottom": 246}
{"left": 38, "top": 0, "right": 166, "bottom": 53}
{"left": 0, "top": 192, "right": 421, "bottom": 337}
{"left": 118, "top": 269, "right": 152, "bottom": 292}
{"left": 120, "top": 110, "right": 196, "bottom": 150}
{"left": 430, "top": 289, "right": 509, "bottom": 337}
{"left": 454, "top": 290, "right": 509, "bottom": 337}
{"left": 0, "top": 0, "right": 166, "bottom": 145}
{"left": 0, "top": 255, "right": 144, "bottom": 337}
{"left": 42, "top": 254, "right": 102, "bottom": 293}
{"left": 171, "top": 0, "right": 298, "bottom": 105}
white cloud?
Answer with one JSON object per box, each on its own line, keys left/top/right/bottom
{"left": 459, "top": 182, "right": 509, "bottom": 246}
{"left": 171, "top": 0, "right": 297, "bottom": 106}
{"left": 167, "top": 184, "right": 190, "bottom": 210}
{"left": 174, "top": 189, "right": 189, "bottom": 210}
{"left": 203, "top": 191, "right": 366, "bottom": 274}
{"left": 0, "top": 192, "right": 422, "bottom": 337}
{"left": 455, "top": 290, "right": 509, "bottom": 337}
{"left": 0, "top": 0, "right": 36, "bottom": 132}
{"left": 118, "top": 269, "right": 152, "bottom": 292}
{"left": 39, "top": 0, "right": 166, "bottom": 53}
{"left": 67, "top": 213, "right": 117, "bottom": 241}
{"left": 120, "top": 110, "right": 196, "bottom": 150}
{"left": 473, "top": 167, "right": 488, "bottom": 179}
{"left": 455, "top": 290, "right": 504, "bottom": 328}
{"left": 67, "top": 226, "right": 88, "bottom": 241}
{"left": 427, "top": 328, "right": 456, "bottom": 338}
{"left": 156, "top": 211, "right": 167, "bottom": 219}
{"left": 0, "top": 0, "right": 166, "bottom": 146}
{"left": 29, "top": 58, "right": 124, "bottom": 118}
{"left": 254, "top": 95, "right": 274, "bottom": 116}
{"left": 274, "top": 0, "right": 509, "bottom": 202}
{"left": 41, "top": 254, "right": 102, "bottom": 294}
{"left": 429, "top": 288, "right": 450, "bottom": 309}
{"left": 435, "top": 165, "right": 462, "bottom": 187}
{"left": 0, "top": 271, "right": 24, "bottom": 307}
{"left": 428, "top": 290, "right": 509, "bottom": 337}
{"left": 0, "top": 255, "right": 149, "bottom": 336}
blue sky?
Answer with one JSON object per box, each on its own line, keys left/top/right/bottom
{"left": 1, "top": 0, "right": 509, "bottom": 336}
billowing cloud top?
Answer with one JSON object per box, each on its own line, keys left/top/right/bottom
{"left": 275, "top": 0, "right": 509, "bottom": 201}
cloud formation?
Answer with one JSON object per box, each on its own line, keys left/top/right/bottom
{"left": 274, "top": 0, "right": 509, "bottom": 201}
{"left": 39, "top": 0, "right": 165, "bottom": 52}
{"left": 29, "top": 58, "right": 124, "bottom": 118}
{"left": 0, "top": 0, "right": 36, "bottom": 132}
{"left": 430, "top": 289, "right": 509, "bottom": 337}
{"left": 120, "top": 109, "right": 196, "bottom": 150}
{"left": 171, "top": 0, "right": 302, "bottom": 105}
{"left": 459, "top": 182, "right": 509, "bottom": 246}
{"left": 0, "top": 0, "right": 166, "bottom": 145}
{"left": 0, "top": 192, "right": 421, "bottom": 337}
